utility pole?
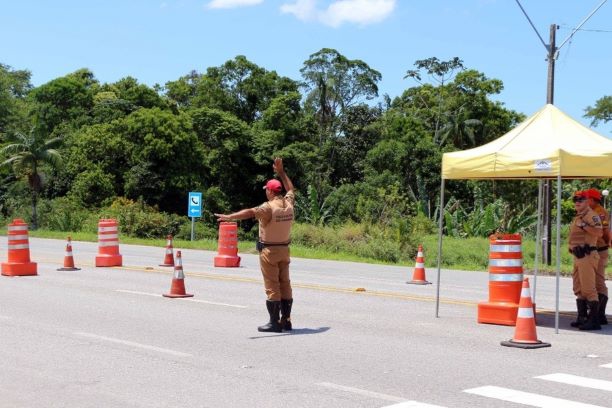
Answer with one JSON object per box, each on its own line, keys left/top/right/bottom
{"left": 542, "top": 24, "right": 557, "bottom": 265}
{"left": 515, "top": 0, "right": 608, "bottom": 265}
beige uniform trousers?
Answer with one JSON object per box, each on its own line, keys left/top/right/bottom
{"left": 596, "top": 249, "right": 609, "bottom": 296}
{"left": 259, "top": 246, "right": 292, "bottom": 301}
{"left": 572, "top": 251, "right": 600, "bottom": 301}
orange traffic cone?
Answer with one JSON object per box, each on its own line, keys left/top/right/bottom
{"left": 406, "top": 244, "right": 431, "bottom": 285}
{"left": 163, "top": 251, "right": 193, "bottom": 298}
{"left": 57, "top": 236, "right": 81, "bottom": 271}
{"left": 2, "top": 219, "right": 37, "bottom": 276}
{"left": 159, "top": 235, "right": 175, "bottom": 267}
{"left": 501, "top": 278, "right": 550, "bottom": 349}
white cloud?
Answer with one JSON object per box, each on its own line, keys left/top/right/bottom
{"left": 280, "top": 0, "right": 318, "bottom": 21}
{"left": 207, "top": 0, "right": 263, "bottom": 9}
{"left": 281, "top": 0, "right": 396, "bottom": 27}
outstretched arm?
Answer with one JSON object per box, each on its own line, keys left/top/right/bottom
{"left": 215, "top": 208, "right": 255, "bottom": 222}
{"left": 273, "top": 157, "right": 294, "bottom": 193}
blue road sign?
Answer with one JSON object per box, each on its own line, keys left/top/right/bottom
{"left": 188, "top": 192, "right": 202, "bottom": 217}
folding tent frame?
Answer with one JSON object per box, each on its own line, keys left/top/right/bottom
{"left": 434, "top": 176, "right": 568, "bottom": 333}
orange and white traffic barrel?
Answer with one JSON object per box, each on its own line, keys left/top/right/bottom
{"left": 214, "top": 222, "right": 241, "bottom": 267}
{"left": 2, "top": 219, "right": 37, "bottom": 276}
{"left": 95, "top": 218, "right": 123, "bottom": 267}
{"left": 477, "top": 233, "right": 523, "bottom": 326}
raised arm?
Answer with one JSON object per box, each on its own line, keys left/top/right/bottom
{"left": 273, "top": 157, "right": 294, "bottom": 193}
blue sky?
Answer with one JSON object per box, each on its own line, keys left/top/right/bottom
{"left": 2, "top": 0, "right": 611, "bottom": 134}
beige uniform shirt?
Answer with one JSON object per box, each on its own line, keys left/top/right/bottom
{"left": 253, "top": 191, "right": 295, "bottom": 244}
{"left": 569, "top": 208, "right": 602, "bottom": 247}
{"left": 592, "top": 203, "right": 610, "bottom": 248}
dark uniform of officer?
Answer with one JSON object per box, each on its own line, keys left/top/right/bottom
{"left": 586, "top": 188, "right": 611, "bottom": 324}
{"left": 215, "top": 158, "right": 295, "bottom": 333}
{"left": 569, "top": 190, "right": 603, "bottom": 330}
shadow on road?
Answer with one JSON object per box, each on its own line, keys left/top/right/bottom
{"left": 248, "top": 326, "right": 330, "bottom": 339}
{"left": 536, "top": 311, "right": 612, "bottom": 335}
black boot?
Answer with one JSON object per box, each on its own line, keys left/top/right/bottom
{"left": 280, "top": 299, "right": 293, "bottom": 331}
{"left": 580, "top": 301, "right": 602, "bottom": 331}
{"left": 599, "top": 293, "right": 608, "bottom": 325}
{"left": 570, "top": 299, "right": 588, "bottom": 327}
{"left": 258, "top": 300, "right": 282, "bottom": 333}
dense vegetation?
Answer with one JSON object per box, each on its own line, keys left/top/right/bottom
{"left": 1, "top": 51, "right": 610, "bottom": 264}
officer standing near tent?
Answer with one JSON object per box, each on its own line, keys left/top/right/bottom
{"left": 215, "top": 158, "right": 295, "bottom": 333}
{"left": 586, "top": 188, "right": 611, "bottom": 324}
{"left": 569, "top": 190, "right": 603, "bottom": 331}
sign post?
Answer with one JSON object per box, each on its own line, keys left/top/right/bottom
{"left": 187, "top": 192, "right": 202, "bottom": 241}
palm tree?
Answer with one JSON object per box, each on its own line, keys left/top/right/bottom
{"left": 436, "top": 107, "right": 482, "bottom": 148}
{"left": 1, "top": 128, "right": 62, "bottom": 229}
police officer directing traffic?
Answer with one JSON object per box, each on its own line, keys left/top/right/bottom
{"left": 585, "top": 188, "right": 611, "bottom": 325}
{"left": 569, "top": 190, "right": 603, "bottom": 330}
{"left": 215, "top": 158, "right": 295, "bottom": 333}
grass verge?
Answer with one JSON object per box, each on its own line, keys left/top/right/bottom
{"left": 27, "top": 229, "right": 579, "bottom": 275}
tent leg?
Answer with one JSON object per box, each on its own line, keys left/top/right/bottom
{"left": 435, "top": 179, "right": 445, "bottom": 318}
{"left": 555, "top": 175, "right": 562, "bottom": 334}
{"left": 533, "top": 180, "right": 543, "bottom": 303}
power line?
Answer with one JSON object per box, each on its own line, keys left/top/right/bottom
{"left": 515, "top": 0, "right": 609, "bottom": 53}
{"left": 557, "top": 0, "right": 608, "bottom": 50}
{"left": 514, "top": 0, "right": 548, "bottom": 51}
{"left": 559, "top": 25, "right": 612, "bottom": 33}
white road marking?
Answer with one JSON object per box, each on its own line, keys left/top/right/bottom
{"left": 536, "top": 373, "right": 612, "bottom": 392}
{"left": 185, "top": 298, "right": 248, "bottom": 309}
{"left": 464, "top": 385, "right": 604, "bottom": 407}
{"left": 381, "top": 401, "right": 447, "bottom": 407}
{"left": 316, "top": 382, "right": 446, "bottom": 407}
{"left": 115, "top": 289, "right": 247, "bottom": 308}
{"left": 74, "top": 332, "right": 192, "bottom": 357}
{"left": 600, "top": 363, "right": 612, "bottom": 368}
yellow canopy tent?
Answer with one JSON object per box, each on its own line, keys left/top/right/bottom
{"left": 435, "top": 104, "right": 612, "bottom": 332}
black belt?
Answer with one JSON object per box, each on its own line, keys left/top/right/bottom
{"left": 257, "top": 241, "right": 290, "bottom": 252}
{"left": 598, "top": 246, "right": 609, "bottom": 252}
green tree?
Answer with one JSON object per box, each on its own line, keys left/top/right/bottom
{"left": 28, "top": 68, "right": 98, "bottom": 134}
{"left": 170, "top": 56, "right": 299, "bottom": 123}
{"left": 0, "top": 63, "right": 32, "bottom": 135}
{"left": 0, "top": 128, "right": 62, "bottom": 228}
{"left": 191, "top": 107, "right": 257, "bottom": 209}
{"left": 114, "top": 108, "right": 205, "bottom": 212}
{"left": 164, "top": 70, "right": 200, "bottom": 109}
{"left": 332, "top": 104, "right": 383, "bottom": 184}
{"left": 300, "top": 48, "right": 382, "bottom": 138}
{"left": 585, "top": 96, "right": 612, "bottom": 130}
{"left": 404, "top": 57, "right": 465, "bottom": 140}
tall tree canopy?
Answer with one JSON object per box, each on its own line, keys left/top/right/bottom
{"left": 585, "top": 95, "right": 612, "bottom": 130}
{"left": 0, "top": 63, "right": 32, "bottom": 134}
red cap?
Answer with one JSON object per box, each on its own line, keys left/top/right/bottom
{"left": 585, "top": 188, "right": 602, "bottom": 201}
{"left": 263, "top": 179, "right": 282, "bottom": 193}
{"left": 574, "top": 190, "right": 587, "bottom": 199}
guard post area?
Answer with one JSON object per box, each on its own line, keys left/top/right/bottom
{"left": 436, "top": 104, "right": 612, "bottom": 334}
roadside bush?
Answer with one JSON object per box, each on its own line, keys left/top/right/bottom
{"left": 175, "top": 220, "right": 219, "bottom": 241}
{"left": 38, "top": 197, "right": 90, "bottom": 232}
{"left": 93, "top": 197, "right": 184, "bottom": 238}
{"left": 291, "top": 221, "right": 411, "bottom": 263}
{"left": 70, "top": 166, "right": 116, "bottom": 207}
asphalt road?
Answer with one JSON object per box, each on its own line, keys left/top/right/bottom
{"left": 1, "top": 237, "right": 611, "bottom": 408}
